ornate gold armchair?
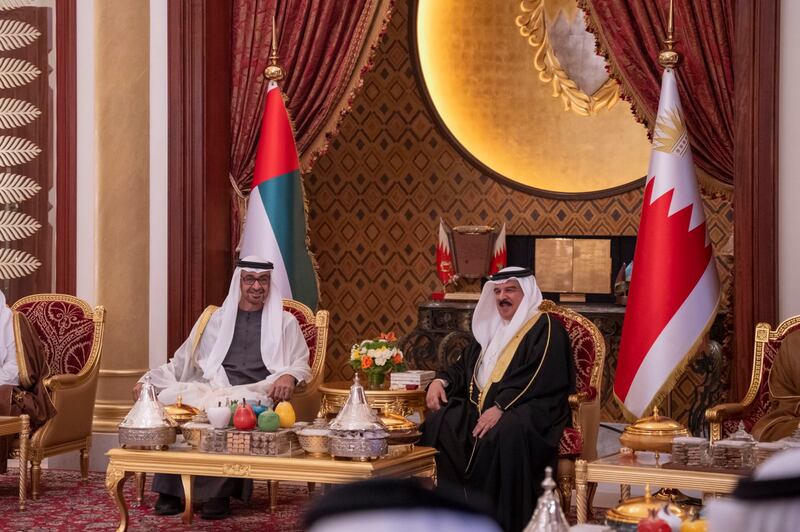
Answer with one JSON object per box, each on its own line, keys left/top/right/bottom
{"left": 254, "top": 299, "right": 330, "bottom": 511}
{"left": 136, "top": 299, "right": 329, "bottom": 509}
{"left": 539, "top": 300, "right": 606, "bottom": 509}
{"left": 281, "top": 298, "right": 330, "bottom": 421}
{"left": 705, "top": 315, "right": 800, "bottom": 442}
{"left": 11, "top": 294, "right": 105, "bottom": 499}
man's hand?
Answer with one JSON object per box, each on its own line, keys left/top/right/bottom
{"left": 472, "top": 406, "right": 503, "bottom": 439}
{"left": 133, "top": 381, "right": 143, "bottom": 400}
{"left": 426, "top": 379, "right": 448, "bottom": 412}
{"left": 270, "top": 374, "right": 297, "bottom": 402}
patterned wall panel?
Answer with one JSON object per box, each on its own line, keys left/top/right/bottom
{"left": 0, "top": 2, "right": 53, "bottom": 298}
{"left": 306, "top": 0, "right": 733, "bottom": 413}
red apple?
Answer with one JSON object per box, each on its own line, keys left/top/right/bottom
{"left": 233, "top": 397, "right": 257, "bottom": 430}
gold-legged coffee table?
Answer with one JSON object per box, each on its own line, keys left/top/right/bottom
{"left": 319, "top": 381, "right": 427, "bottom": 421}
{"left": 575, "top": 451, "right": 744, "bottom": 523}
{"left": 106, "top": 446, "right": 437, "bottom": 532}
{"left": 0, "top": 414, "right": 30, "bottom": 511}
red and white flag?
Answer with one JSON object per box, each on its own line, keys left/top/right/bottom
{"left": 614, "top": 68, "right": 720, "bottom": 419}
{"left": 436, "top": 219, "right": 454, "bottom": 285}
{"left": 490, "top": 223, "right": 507, "bottom": 275}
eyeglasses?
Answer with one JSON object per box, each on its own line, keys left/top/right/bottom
{"left": 242, "top": 276, "right": 270, "bottom": 286}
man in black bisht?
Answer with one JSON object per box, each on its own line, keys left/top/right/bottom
{"left": 420, "top": 266, "right": 574, "bottom": 532}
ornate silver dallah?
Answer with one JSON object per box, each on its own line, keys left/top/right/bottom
{"left": 523, "top": 466, "right": 570, "bottom": 532}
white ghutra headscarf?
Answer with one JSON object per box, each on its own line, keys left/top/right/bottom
{"left": 147, "top": 255, "right": 311, "bottom": 409}
{"left": 472, "top": 267, "right": 543, "bottom": 387}
{"left": 198, "top": 256, "right": 286, "bottom": 386}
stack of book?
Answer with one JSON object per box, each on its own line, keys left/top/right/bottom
{"left": 390, "top": 370, "right": 436, "bottom": 390}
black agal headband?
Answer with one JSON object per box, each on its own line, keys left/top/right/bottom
{"left": 488, "top": 268, "right": 533, "bottom": 281}
{"left": 236, "top": 260, "right": 274, "bottom": 270}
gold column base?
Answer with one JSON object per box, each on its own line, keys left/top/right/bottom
{"left": 93, "top": 400, "right": 135, "bottom": 433}
{"left": 94, "top": 369, "right": 147, "bottom": 432}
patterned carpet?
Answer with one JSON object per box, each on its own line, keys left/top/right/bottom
{"left": 0, "top": 469, "right": 308, "bottom": 531}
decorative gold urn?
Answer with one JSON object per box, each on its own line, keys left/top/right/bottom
{"left": 606, "top": 486, "right": 687, "bottom": 526}
{"left": 163, "top": 396, "right": 201, "bottom": 426}
{"left": 620, "top": 407, "right": 689, "bottom": 454}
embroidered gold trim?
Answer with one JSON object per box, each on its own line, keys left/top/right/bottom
{"left": 190, "top": 305, "right": 219, "bottom": 367}
{"left": 503, "top": 314, "right": 552, "bottom": 410}
{"left": 476, "top": 313, "right": 542, "bottom": 411}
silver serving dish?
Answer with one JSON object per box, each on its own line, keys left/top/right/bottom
{"left": 119, "top": 426, "right": 176, "bottom": 449}
{"left": 119, "top": 374, "right": 177, "bottom": 449}
{"left": 328, "top": 375, "right": 388, "bottom": 460}
{"left": 329, "top": 429, "right": 389, "bottom": 461}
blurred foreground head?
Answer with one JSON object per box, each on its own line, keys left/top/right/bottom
{"left": 304, "top": 478, "right": 501, "bottom": 532}
{"left": 707, "top": 447, "right": 800, "bottom": 532}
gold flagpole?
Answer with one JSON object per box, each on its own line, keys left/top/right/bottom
{"left": 658, "top": 0, "right": 680, "bottom": 69}
{"left": 264, "top": 15, "right": 285, "bottom": 81}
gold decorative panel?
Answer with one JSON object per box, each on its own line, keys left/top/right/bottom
{"left": 305, "top": 1, "right": 733, "bottom": 421}
{"left": 415, "top": 0, "right": 652, "bottom": 195}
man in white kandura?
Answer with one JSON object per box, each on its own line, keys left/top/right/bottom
{"left": 137, "top": 256, "right": 311, "bottom": 520}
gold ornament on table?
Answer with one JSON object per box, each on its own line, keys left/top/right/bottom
{"left": 620, "top": 406, "right": 689, "bottom": 456}
{"left": 162, "top": 395, "right": 201, "bottom": 426}
{"left": 606, "top": 483, "right": 687, "bottom": 527}
{"left": 380, "top": 399, "right": 421, "bottom": 452}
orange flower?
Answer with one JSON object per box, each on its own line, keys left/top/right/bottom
{"left": 379, "top": 332, "right": 397, "bottom": 342}
{"left": 392, "top": 353, "right": 403, "bottom": 364}
{"left": 361, "top": 356, "right": 373, "bottom": 369}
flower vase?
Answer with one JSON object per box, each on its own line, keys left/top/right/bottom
{"left": 365, "top": 371, "right": 386, "bottom": 390}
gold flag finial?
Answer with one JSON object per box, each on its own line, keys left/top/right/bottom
{"left": 264, "top": 15, "right": 285, "bottom": 81}
{"left": 658, "top": 0, "right": 680, "bottom": 69}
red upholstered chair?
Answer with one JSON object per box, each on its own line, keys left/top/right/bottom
{"left": 11, "top": 294, "right": 105, "bottom": 499}
{"left": 268, "top": 299, "right": 329, "bottom": 510}
{"left": 281, "top": 299, "right": 329, "bottom": 421}
{"left": 134, "top": 299, "right": 329, "bottom": 509}
{"left": 539, "top": 300, "right": 606, "bottom": 509}
{"left": 706, "top": 315, "right": 800, "bottom": 442}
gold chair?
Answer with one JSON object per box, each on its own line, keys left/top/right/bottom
{"left": 136, "top": 299, "right": 329, "bottom": 509}
{"left": 11, "top": 294, "right": 106, "bottom": 499}
{"left": 705, "top": 315, "right": 800, "bottom": 442}
{"left": 268, "top": 299, "right": 329, "bottom": 509}
{"left": 539, "top": 300, "right": 606, "bottom": 509}
{"left": 282, "top": 298, "right": 330, "bottom": 422}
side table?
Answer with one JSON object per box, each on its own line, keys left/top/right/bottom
{"left": 319, "top": 381, "right": 427, "bottom": 421}
{"left": 575, "top": 452, "right": 744, "bottom": 524}
{"left": 106, "top": 446, "right": 437, "bottom": 531}
{"left": 0, "top": 414, "right": 30, "bottom": 510}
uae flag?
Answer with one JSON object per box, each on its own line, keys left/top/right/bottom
{"left": 240, "top": 81, "right": 318, "bottom": 308}
{"left": 614, "top": 68, "right": 720, "bottom": 419}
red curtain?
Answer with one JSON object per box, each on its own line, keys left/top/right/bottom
{"left": 230, "top": 0, "right": 391, "bottom": 190}
{"left": 579, "top": 0, "right": 734, "bottom": 189}
{"left": 230, "top": 0, "right": 391, "bottom": 252}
